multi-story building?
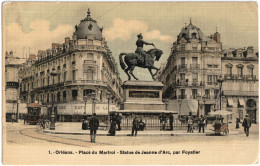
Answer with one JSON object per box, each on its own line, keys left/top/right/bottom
{"left": 19, "top": 9, "right": 123, "bottom": 121}
{"left": 5, "top": 51, "right": 27, "bottom": 121}
{"left": 158, "top": 21, "right": 258, "bottom": 124}
{"left": 221, "top": 47, "right": 258, "bottom": 123}
{"left": 158, "top": 20, "right": 223, "bottom": 116}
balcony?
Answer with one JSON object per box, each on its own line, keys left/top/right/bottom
{"left": 178, "top": 95, "right": 187, "bottom": 99}
{"left": 192, "top": 80, "right": 198, "bottom": 86}
{"left": 178, "top": 64, "right": 187, "bottom": 70}
{"left": 245, "top": 75, "right": 257, "bottom": 80}
{"left": 223, "top": 90, "right": 258, "bottom": 96}
{"left": 64, "top": 80, "right": 107, "bottom": 86}
{"left": 233, "top": 74, "right": 245, "bottom": 80}
{"left": 180, "top": 80, "right": 187, "bottom": 86}
{"left": 84, "top": 60, "right": 96, "bottom": 65}
{"left": 6, "top": 82, "right": 19, "bottom": 88}
{"left": 224, "top": 74, "right": 234, "bottom": 79}
{"left": 190, "top": 64, "right": 200, "bottom": 69}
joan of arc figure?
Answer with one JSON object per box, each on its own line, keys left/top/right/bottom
{"left": 135, "top": 33, "right": 155, "bottom": 67}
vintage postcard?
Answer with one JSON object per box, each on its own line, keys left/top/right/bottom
{"left": 2, "top": 1, "right": 259, "bottom": 165}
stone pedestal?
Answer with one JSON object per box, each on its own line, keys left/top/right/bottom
{"left": 121, "top": 81, "right": 166, "bottom": 112}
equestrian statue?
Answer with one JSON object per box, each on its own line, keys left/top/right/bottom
{"left": 119, "top": 33, "right": 163, "bottom": 81}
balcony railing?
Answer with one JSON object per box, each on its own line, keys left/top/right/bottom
{"left": 178, "top": 64, "right": 187, "bottom": 70}
{"left": 223, "top": 90, "right": 258, "bottom": 96}
{"left": 178, "top": 95, "right": 187, "bottom": 99}
{"left": 180, "top": 80, "right": 187, "bottom": 86}
{"left": 64, "top": 80, "right": 107, "bottom": 86}
{"left": 192, "top": 81, "right": 198, "bottom": 86}
{"left": 245, "top": 75, "right": 257, "bottom": 80}
{"left": 190, "top": 64, "right": 200, "bottom": 69}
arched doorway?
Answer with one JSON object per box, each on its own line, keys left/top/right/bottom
{"left": 246, "top": 99, "right": 256, "bottom": 123}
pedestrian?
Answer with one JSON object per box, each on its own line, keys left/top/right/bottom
{"left": 187, "top": 116, "right": 194, "bottom": 133}
{"left": 159, "top": 112, "right": 167, "bottom": 131}
{"left": 242, "top": 114, "right": 251, "bottom": 137}
{"left": 82, "top": 115, "right": 88, "bottom": 130}
{"left": 139, "top": 119, "right": 146, "bottom": 131}
{"left": 11, "top": 113, "right": 15, "bottom": 124}
{"left": 89, "top": 113, "right": 99, "bottom": 143}
{"left": 116, "top": 113, "right": 122, "bottom": 131}
{"left": 132, "top": 116, "right": 139, "bottom": 136}
{"left": 198, "top": 115, "right": 206, "bottom": 133}
{"left": 23, "top": 114, "right": 27, "bottom": 124}
{"left": 108, "top": 113, "right": 117, "bottom": 136}
{"left": 169, "top": 114, "right": 174, "bottom": 131}
{"left": 236, "top": 118, "right": 240, "bottom": 129}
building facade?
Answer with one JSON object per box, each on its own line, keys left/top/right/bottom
{"left": 157, "top": 21, "right": 259, "bottom": 123}
{"left": 5, "top": 51, "right": 27, "bottom": 121}
{"left": 18, "top": 9, "right": 123, "bottom": 121}
{"left": 158, "top": 20, "right": 223, "bottom": 116}
{"left": 221, "top": 47, "right": 258, "bottom": 123}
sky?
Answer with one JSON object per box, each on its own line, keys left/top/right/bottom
{"left": 2, "top": 2, "right": 258, "bottom": 81}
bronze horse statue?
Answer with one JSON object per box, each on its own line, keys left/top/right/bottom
{"left": 119, "top": 48, "right": 163, "bottom": 81}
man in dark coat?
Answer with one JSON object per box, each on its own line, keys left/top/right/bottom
{"left": 169, "top": 114, "right": 174, "bottom": 131}
{"left": 242, "top": 114, "right": 251, "bottom": 137}
{"left": 159, "top": 112, "right": 167, "bottom": 131}
{"left": 132, "top": 116, "right": 139, "bottom": 136}
{"left": 198, "top": 115, "right": 206, "bottom": 133}
{"left": 89, "top": 113, "right": 99, "bottom": 143}
{"left": 116, "top": 113, "right": 122, "bottom": 131}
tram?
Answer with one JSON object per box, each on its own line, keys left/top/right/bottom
{"left": 25, "top": 103, "right": 41, "bottom": 125}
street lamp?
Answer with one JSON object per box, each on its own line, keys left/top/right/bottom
{"left": 217, "top": 76, "right": 224, "bottom": 110}
{"left": 50, "top": 71, "right": 57, "bottom": 130}
{"left": 196, "top": 95, "right": 201, "bottom": 116}
{"left": 202, "top": 94, "right": 207, "bottom": 115}
{"left": 83, "top": 96, "right": 88, "bottom": 115}
{"left": 106, "top": 92, "right": 112, "bottom": 129}
{"left": 90, "top": 92, "right": 96, "bottom": 115}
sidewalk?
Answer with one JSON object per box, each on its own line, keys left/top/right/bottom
{"left": 43, "top": 122, "right": 240, "bottom": 136}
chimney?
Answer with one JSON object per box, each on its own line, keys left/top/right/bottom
{"left": 52, "top": 43, "right": 59, "bottom": 49}
{"left": 213, "top": 32, "right": 220, "bottom": 43}
{"left": 29, "top": 54, "right": 36, "bottom": 59}
{"left": 65, "top": 37, "right": 70, "bottom": 44}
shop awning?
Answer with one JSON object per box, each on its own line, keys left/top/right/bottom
{"left": 227, "top": 98, "right": 233, "bottom": 107}
{"left": 238, "top": 98, "right": 245, "bottom": 107}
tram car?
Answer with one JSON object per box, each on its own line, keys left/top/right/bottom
{"left": 25, "top": 103, "right": 41, "bottom": 125}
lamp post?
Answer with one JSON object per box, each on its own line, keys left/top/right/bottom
{"left": 217, "top": 76, "right": 224, "bottom": 110}
{"left": 106, "top": 92, "right": 112, "bottom": 129}
{"left": 50, "top": 71, "right": 57, "bottom": 130}
{"left": 90, "top": 92, "right": 96, "bottom": 115}
{"left": 83, "top": 96, "right": 88, "bottom": 115}
{"left": 196, "top": 95, "right": 201, "bottom": 116}
{"left": 202, "top": 94, "right": 207, "bottom": 115}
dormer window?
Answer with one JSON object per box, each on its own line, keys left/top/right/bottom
{"left": 191, "top": 32, "right": 197, "bottom": 39}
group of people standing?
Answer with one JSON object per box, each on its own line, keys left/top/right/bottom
{"left": 186, "top": 112, "right": 206, "bottom": 133}
{"left": 236, "top": 114, "right": 252, "bottom": 137}
{"left": 159, "top": 113, "right": 174, "bottom": 131}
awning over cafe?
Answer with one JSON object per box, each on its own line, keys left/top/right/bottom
{"left": 227, "top": 98, "right": 234, "bottom": 107}
{"left": 238, "top": 98, "right": 245, "bottom": 107}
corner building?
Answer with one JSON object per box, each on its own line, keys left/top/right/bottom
{"left": 158, "top": 20, "right": 222, "bottom": 116}
{"left": 19, "top": 10, "right": 123, "bottom": 121}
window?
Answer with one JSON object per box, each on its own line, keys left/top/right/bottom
{"left": 72, "top": 70, "right": 76, "bottom": 80}
{"left": 72, "top": 90, "right": 78, "bottom": 100}
{"left": 58, "top": 74, "right": 60, "bottom": 83}
{"left": 214, "top": 89, "right": 219, "bottom": 99}
{"left": 207, "top": 75, "right": 212, "bottom": 84}
{"left": 192, "top": 73, "right": 198, "bottom": 82}
{"left": 205, "top": 89, "right": 210, "bottom": 99}
{"left": 88, "top": 39, "right": 93, "bottom": 45}
{"left": 181, "top": 57, "right": 185, "bottom": 65}
{"left": 63, "top": 91, "right": 66, "bottom": 102}
{"left": 57, "top": 92, "right": 60, "bottom": 102}
{"left": 63, "top": 72, "right": 67, "bottom": 82}
{"left": 48, "top": 77, "right": 50, "bottom": 86}
{"left": 227, "top": 67, "right": 232, "bottom": 76}
{"left": 86, "top": 69, "right": 93, "bottom": 80}
{"left": 238, "top": 110, "right": 243, "bottom": 120}
{"left": 73, "top": 54, "right": 76, "bottom": 61}
{"left": 250, "top": 68, "right": 254, "bottom": 76}
{"left": 180, "top": 89, "right": 185, "bottom": 99}
{"left": 83, "top": 89, "right": 95, "bottom": 96}
{"left": 213, "top": 75, "right": 218, "bottom": 83}
{"left": 192, "top": 89, "right": 197, "bottom": 99}
{"left": 192, "top": 57, "right": 198, "bottom": 64}
{"left": 207, "top": 65, "right": 212, "bottom": 68}
{"left": 180, "top": 73, "right": 185, "bottom": 81}
{"left": 87, "top": 53, "right": 94, "bottom": 60}
{"left": 238, "top": 67, "right": 243, "bottom": 77}
{"left": 47, "top": 94, "right": 49, "bottom": 103}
